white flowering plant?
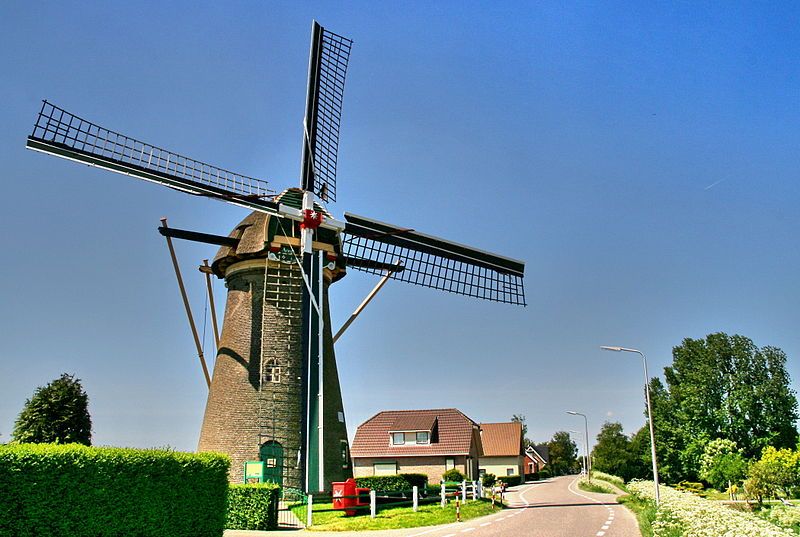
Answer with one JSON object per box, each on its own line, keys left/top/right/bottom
{"left": 628, "top": 480, "right": 796, "bottom": 537}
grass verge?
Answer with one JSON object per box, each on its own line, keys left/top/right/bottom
{"left": 617, "top": 494, "right": 656, "bottom": 537}
{"left": 578, "top": 478, "right": 618, "bottom": 495}
{"left": 299, "top": 499, "right": 503, "bottom": 531}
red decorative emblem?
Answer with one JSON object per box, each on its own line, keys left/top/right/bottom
{"left": 300, "top": 209, "right": 324, "bottom": 230}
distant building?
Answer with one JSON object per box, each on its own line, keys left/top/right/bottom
{"left": 478, "top": 422, "right": 525, "bottom": 477}
{"left": 525, "top": 444, "right": 549, "bottom": 476}
{"left": 350, "top": 408, "right": 483, "bottom": 483}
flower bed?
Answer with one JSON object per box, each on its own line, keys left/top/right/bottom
{"left": 628, "top": 480, "right": 796, "bottom": 537}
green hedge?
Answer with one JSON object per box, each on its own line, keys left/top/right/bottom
{"left": 0, "top": 443, "right": 229, "bottom": 537}
{"left": 497, "top": 474, "right": 522, "bottom": 487}
{"left": 226, "top": 483, "right": 280, "bottom": 530}
{"left": 355, "top": 473, "right": 428, "bottom": 492}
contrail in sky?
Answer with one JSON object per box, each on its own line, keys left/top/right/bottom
{"left": 704, "top": 178, "right": 727, "bottom": 191}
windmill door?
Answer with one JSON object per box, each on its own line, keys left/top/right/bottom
{"left": 260, "top": 441, "right": 284, "bottom": 487}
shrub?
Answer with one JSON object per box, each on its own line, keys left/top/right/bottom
{"left": 497, "top": 475, "right": 522, "bottom": 487}
{"left": 539, "top": 466, "right": 553, "bottom": 478}
{"left": 481, "top": 473, "right": 496, "bottom": 487}
{"left": 226, "top": 483, "right": 280, "bottom": 530}
{"left": 0, "top": 443, "right": 229, "bottom": 537}
{"left": 442, "top": 468, "right": 465, "bottom": 483}
{"left": 355, "top": 473, "right": 427, "bottom": 492}
{"left": 766, "top": 505, "right": 800, "bottom": 531}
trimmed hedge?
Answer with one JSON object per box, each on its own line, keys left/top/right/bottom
{"left": 497, "top": 474, "right": 522, "bottom": 487}
{"left": 355, "top": 473, "right": 428, "bottom": 492}
{"left": 226, "top": 483, "right": 280, "bottom": 530}
{"left": 0, "top": 443, "right": 229, "bottom": 537}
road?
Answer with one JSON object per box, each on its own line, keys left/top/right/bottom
{"left": 225, "top": 475, "right": 641, "bottom": 537}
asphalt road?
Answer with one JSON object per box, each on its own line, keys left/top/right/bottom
{"left": 225, "top": 475, "right": 642, "bottom": 537}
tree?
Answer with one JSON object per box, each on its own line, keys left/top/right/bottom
{"left": 652, "top": 333, "right": 799, "bottom": 483}
{"left": 699, "top": 439, "right": 747, "bottom": 491}
{"left": 12, "top": 373, "right": 92, "bottom": 445}
{"left": 665, "top": 334, "right": 798, "bottom": 461}
{"left": 592, "top": 422, "right": 635, "bottom": 481}
{"left": 547, "top": 431, "right": 578, "bottom": 476}
{"left": 511, "top": 414, "right": 535, "bottom": 447}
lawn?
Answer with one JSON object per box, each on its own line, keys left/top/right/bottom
{"left": 296, "top": 498, "right": 503, "bottom": 531}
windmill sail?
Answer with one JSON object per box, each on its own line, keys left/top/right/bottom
{"left": 342, "top": 213, "right": 527, "bottom": 306}
{"left": 300, "top": 22, "right": 353, "bottom": 202}
{"left": 26, "top": 101, "right": 277, "bottom": 213}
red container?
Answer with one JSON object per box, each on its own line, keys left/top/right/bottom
{"left": 332, "top": 478, "right": 360, "bottom": 516}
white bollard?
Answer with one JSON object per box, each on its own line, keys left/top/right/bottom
{"left": 413, "top": 485, "right": 418, "bottom": 512}
{"left": 472, "top": 480, "right": 477, "bottom": 501}
{"left": 370, "top": 489, "right": 377, "bottom": 519}
{"left": 306, "top": 494, "right": 313, "bottom": 528}
{"left": 462, "top": 480, "right": 467, "bottom": 503}
{"left": 441, "top": 482, "right": 446, "bottom": 508}
{"left": 477, "top": 479, "right": 483, "bottom": 499}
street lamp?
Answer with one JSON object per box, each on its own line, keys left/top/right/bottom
{"left": 568, "top": 430, "right": 586, "bottom": 475}
{"left": 566, "top": 411, "right": 590, "bottom": 480}
{"left": 601, "top": 345, "right": 660, "bottom": 506}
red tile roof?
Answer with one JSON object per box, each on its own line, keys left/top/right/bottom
{"left": 480, "top": 422, "right": 523, "bottom": 457}
{"left": 351, "top": 408, "right": 480, "bottom": 458}
{"left": 389, "top": 413, "right": 437, "bottom": 433}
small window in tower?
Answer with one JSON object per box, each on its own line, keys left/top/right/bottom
{"left": 265, "top": 359, "right": 281, "bottom": 383}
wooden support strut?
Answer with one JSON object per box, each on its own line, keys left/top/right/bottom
{"left": 160, "top": 218, "right": 212, "bottom": 388}
{"left": 200, "top": 260, "right": 220, "bottom": 348}
{"left": 332, "top": 261, "right": 403, "bottom": 344}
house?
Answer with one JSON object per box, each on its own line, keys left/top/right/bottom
{"left": 350, "top": 408, "right": 483, "bottom": 483}
{"left": 524, "top": 444, "right": 549, "bottom": 476}
{"left": 478, "top": 422, "right": 525, "bottom": 478}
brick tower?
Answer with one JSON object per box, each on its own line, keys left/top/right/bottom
{"left": 198, "top": 189, "right": 351, "bottom": 490}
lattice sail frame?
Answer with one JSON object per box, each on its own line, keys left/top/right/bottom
{"left": 28, "top": 101, "right": 274, "bottom": 202}
{"left": 342, "top": 214, "right": 527, "bottom": 306}
{"left": 302, "top": 24, "right": 353, "bottom": 203}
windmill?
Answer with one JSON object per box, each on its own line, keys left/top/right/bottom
{"left": 25, "top": 21, "right": 526, "bottom": 493}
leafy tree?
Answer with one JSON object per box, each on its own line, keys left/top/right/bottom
{"left": 511, "top": 414, "right": 535, "bottom": 447}
{"left": 12, "top": 373, "right": 91, "bottom": 445}
{"left": 699, "top": 439, "right": 747, "bottom": 491}
{"left": 592, "top": 422, "right": 635, "bottom": 481}
{"left": 628, "top": 424, "right": 653, "bottom": 480}
{"left": 547, "top": 431, "right": 578, "bottom": 476}
{"left": 665, "top": 334, "right": 798, "bottom": 462}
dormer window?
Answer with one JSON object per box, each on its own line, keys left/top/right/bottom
{"left": 392, "top": 432, "right": 405, "bottom": 445}
{"left": 416, "top": 431, "right": 429, "bottom": 444}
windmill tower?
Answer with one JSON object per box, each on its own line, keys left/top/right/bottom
{"left": 25, "top": 21, "right": 527, "bottom": 494}
{"left": 199, "top": 190, "right": 351, "bottom": 488}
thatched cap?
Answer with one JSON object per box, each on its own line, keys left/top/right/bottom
{"left": 211, "top": 189, "right": 344, "bottom": 280}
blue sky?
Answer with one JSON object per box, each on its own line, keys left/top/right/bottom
{"left": 1, "top": 2, "right": 798, "bottom": 453}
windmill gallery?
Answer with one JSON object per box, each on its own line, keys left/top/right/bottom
{"left": 25, "top": 22, "right": 527, "bottom": 494}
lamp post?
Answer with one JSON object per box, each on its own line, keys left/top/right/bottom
{"left": 601, "top": 345, "right": 660, "bottom": 506}
{"left": 566, "top": 411, "right": 590, "bottom": 480}
{"left": 568, "top": 430, "right": 586, "bottom": 475}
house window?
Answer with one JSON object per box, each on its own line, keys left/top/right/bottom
{"left": 416, "top": 431, "right": 429, "bottom": 444}
{"left": 374, "top": 462, "right": 397, "bottom": 476}
{"left": 265, "top": 359, "right": 280, "bottom": 383}
{"left": 445, "top": 458, "right": 455, "bottom": 471}
{"left": 507, "top": 468, "right": 514, "bottom": 476}
{"left": 479, "top": 469, "right": 486, "bottom": 477}
{"left": 392, "top": 432, "right": 405, "bottom": 445}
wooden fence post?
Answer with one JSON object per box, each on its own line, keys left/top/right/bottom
{"left": 441, "top": 482, "right": 446, "bottom": 508}
{"left": 307, "top": 494, "right": 313, "bottom": 528}
{"left": 472, "top": 480, "right": 477, "bottom": 501}
{"left": 413, "top": 485, "right": 418, "bottom": 512}
{"left": 370, "top": 490, "right": 376, "bottom": 519}
{"left": 462, "top": 480, "right": 467, "bottom": 503}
